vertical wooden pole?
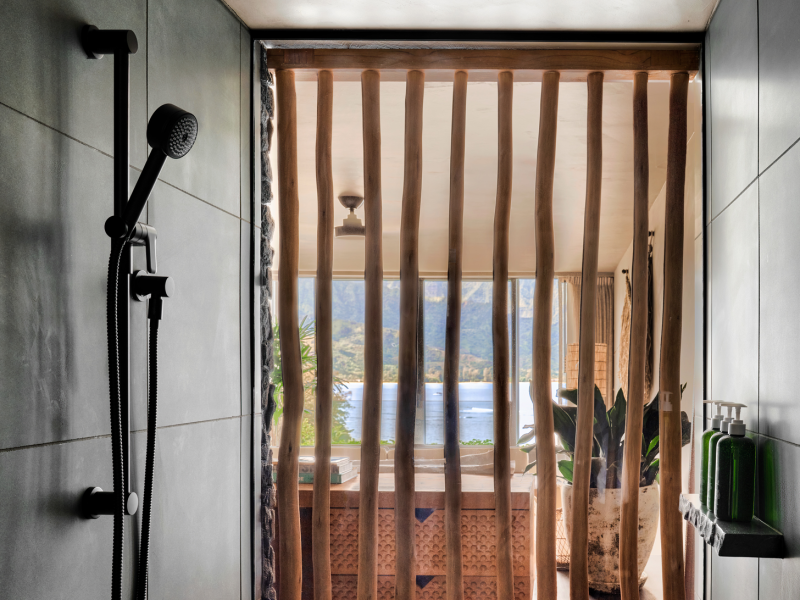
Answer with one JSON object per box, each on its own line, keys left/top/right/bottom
{"left": 570, "top": 71, "right": 604, "bottom": 600}
{"left": 493, "top": 70, "right": 515, "bottom": 600}
{"left": 532, "top": 70, "right": 560, "bottom": 600}
{"left": 358, "top": 68, "right": 384, "bottom": 600}
{"left": 444, "top": 70, "right": 467, "bottom": 600}
{"left": 313, "top": 69, "right": 334, "bottom": 600}
{"left": 395, "top": 69, "right": 425, "bottom": 600}
{"left": 659, "top": 71, "right": 689, "bottom": 600}
{"left": 619, "top": 71, "right": 649, "bottom": 600}
{"left": 276, "top": 68, "right": 303, "bottom": 600}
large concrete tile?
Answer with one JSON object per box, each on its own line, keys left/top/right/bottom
{"left": 710, "top": 184, "right": 759, "bottom": 431}
{"left": 241, "top": 219, "right": 261, "bottom": 416}
{"left": 707, "top": 0, "right": 759, "bottom": 218}
{"left": 0, "top": 0, "right": 148, "bottom": 166}
{"left": 711, "top": 550, "right": 758, "bottom": 600}
{"left": 147, "top": 0, "right": 241, "bottom": 215}
{"left": 0, "top": 436, "right": 137, "bottom": 599}
{"left": 757, "top": 435, "right": 800, "bottom": 600}
{"left": 0, "top": 106, "right": 146, "bottom": 450}
{"left": 760, "top": 142, "right": 800, "bottom": 444}
{"left": 703, "top": 28, "right": 713, "bottom": 230}
{"left": 241, "top": 413, "right": 261, "bottom": 599}
{"left": 759, "top": 0, "right": 800, "bottom": 171}
{"left": 129, "top": 419, "right": 241, "bottom": 600}
{"left": 148, "top": 182, "right": 241, "bottom": 427}
{"left": 241, "top": 24, "right": 253, "bottom": 222}
{"left": 694, "top": 234, "right": 704, "bottom": 419}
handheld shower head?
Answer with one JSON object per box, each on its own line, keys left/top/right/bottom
{"left": 106, "top": 104, "right": 199, "bottom": 239}
{"left": 146, "top": 104, "right": 198, "bottom": 159}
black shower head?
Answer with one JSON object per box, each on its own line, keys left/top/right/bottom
{"left": 106, "top": 104, "right": 199, "bottom": 239}
{"left": 146, "top": 104, "right": 198, "bottom": 159}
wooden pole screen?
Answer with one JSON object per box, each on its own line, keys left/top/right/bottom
{"left": 358, "top": 68, "right": 384, "bottom": 600}
{"left": 313, "top": 69, "right": 334, "bottom": 600}
{"left": 532, "top": 70, "right": 560, "bottom": 600}
{"left": 659, "top": 71, "right": 689, "bottom": 600}
{"left": 619, "top": 71, "right": 649, "bottom": 600}
{"left": 444, "top": 69, "right": 467, "bottom": 600}
{"left": 276, "top": 68, "right": 303, "bottom": 600}
{"left": 570, "top": 70, "right": 604, "bottom": 600}
{"left": 395, "top": 69, "right": 425, "bottom": 600}
{"left": 493, "top": 70, "right": 514, "bottom": 600}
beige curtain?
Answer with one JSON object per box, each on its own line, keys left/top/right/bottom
{"left": 561, "top": 275, "right": 614, "bottom": 406}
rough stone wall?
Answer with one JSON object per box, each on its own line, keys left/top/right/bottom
{"left": 259, "top": 44, "right": 277, "bottom": 600}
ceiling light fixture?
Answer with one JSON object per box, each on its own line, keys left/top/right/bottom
{"left": 335, "top": 194, "right": 366, "bottom": 238}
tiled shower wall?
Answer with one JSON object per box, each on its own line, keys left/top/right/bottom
{"left": 704, "top": 0, "right": 800, "bottom": 598}
{"left": 0, "top": 0, "right": 259, "bottom": 598}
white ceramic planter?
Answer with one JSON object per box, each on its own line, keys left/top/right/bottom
{"left": 560, "top": 483, "right": 659, "bottom": 593}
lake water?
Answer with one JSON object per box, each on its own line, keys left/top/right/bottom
{"left": 338, "top": 381, "right": 559, "bottom": 445}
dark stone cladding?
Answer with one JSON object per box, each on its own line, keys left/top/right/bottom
{"left": 259, "top": 44, "right": 277, "bottom": 600}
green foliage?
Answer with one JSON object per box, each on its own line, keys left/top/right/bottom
{"left": 271, "top": 317, "right": 356, "bottom": 446}
{"left": 460, "top": 439, "right": 493, "bottom": 446}
{"left": 321, "top": 280, "right": 561, "bottom": 383}
{"left": 518, "top": 385, "right": 691, "bottom": 488}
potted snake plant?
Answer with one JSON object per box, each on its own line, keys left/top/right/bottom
{"left": 519, "top": 384, "right": 690, "bottom": 593}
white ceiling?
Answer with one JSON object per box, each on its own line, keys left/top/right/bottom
{"left": 269, "top": 77, "right": 701, "bottom": 276}
{"left": 226, "top": 0, "right": 717, "bottom": 31}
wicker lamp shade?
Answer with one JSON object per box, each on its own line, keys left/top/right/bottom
{"left": 565, "top": 342, "right": 609, "bottom": 404}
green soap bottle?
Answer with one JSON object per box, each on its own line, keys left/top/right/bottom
{"left": 707, "top": 403, "right": 735, "bottom": 508}
{"left": 700, "top": 401, "right": 724, "bottom": 505}
{"left": 714, "top": 405, "right": 755, "bottom": 522}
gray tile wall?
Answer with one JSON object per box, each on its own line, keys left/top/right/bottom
{"left": 0, "top": 1, "right": 257, "bottom": 598}
{"left": 706, "top": 0, "right": 800, "bottom": 598}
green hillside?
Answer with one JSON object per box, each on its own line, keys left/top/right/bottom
{"left": 298, "top": 278, "right": 561, "bottom": 383}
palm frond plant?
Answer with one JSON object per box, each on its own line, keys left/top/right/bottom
{"left": 518, "top": 383, "right": 690, "bottom": 490}
{"left": 272, "top": 317, "right": 354, "bottom": 445}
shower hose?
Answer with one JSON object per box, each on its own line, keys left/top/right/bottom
{"left": 107, "top": 239, "right": 159, "bottom": 600}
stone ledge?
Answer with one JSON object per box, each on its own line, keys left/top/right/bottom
{"left": 679, "top": 493, "right": 784, "bottom": 558}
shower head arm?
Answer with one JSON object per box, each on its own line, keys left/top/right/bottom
{"left": 105, "top": 149, "right": 168, "bottom": 240}
{"left": 124, "top": 149, "right": 167, "bottom": 235}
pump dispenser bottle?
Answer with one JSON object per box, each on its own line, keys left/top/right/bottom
{"left": 707, "top": 403, "right": 736, "bottom": 507}
{"left": 701, "top": 401, "right": 724, "bottom": 505}
{"left": 714, "top": 404, "right": 755, "bottom": 521}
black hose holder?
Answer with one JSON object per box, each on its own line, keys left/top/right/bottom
{"left": 82, "top": 487, "right": 139, "bottom": 519}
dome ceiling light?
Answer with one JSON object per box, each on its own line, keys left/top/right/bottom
{"left": 335, "top": 194, "right": 366, "bottom": 238}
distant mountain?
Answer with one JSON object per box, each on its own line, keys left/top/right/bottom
{"left": 297, "top": 278, "right": 560, "bottom": 383}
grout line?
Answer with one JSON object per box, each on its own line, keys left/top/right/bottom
{"left": 0, "top": 101, "right": 248, "bottom": 225}
{"left": 753, "top": 430, "right": 800, "bottom": 449}
{"left": 0, "top": 415, "right": 247, "bottom": 454}
{"left": 0, "top": 100, "right": 114, "bottom": 160}
{"left": 0, "top": 433, "right": 112, "bottom": 454}
{"left": 759, "top": 133, "right": 800, "bottom": 179}
{"left": 708, "top": 176, "right": 758, "bottom": 225}
{"left": 156, "top": 177, "right": 242, "bottom": 221}
{"left": 131, "top": 413, "right": 244, "bottom": 434}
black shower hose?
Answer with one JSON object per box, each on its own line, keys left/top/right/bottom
{"left": 107, "top": 239, "right": 159, "bottom": 600}
{"left": 136, "top": 314, "right": 159, "bottom": 600}
{"left": 106, "top": 240, "right": 125, "bottom": 600}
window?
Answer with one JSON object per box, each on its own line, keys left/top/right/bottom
{"left": 290, "top": 277, "right": 566, "bottom": 446}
